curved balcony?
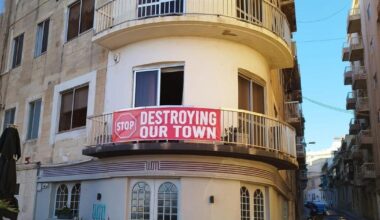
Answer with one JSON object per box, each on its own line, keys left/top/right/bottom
{"left": 83, "top": 107, "right": 298, "bottom": 169}
{"left": 93, "top": 0, "right": 293, "bottom": 68}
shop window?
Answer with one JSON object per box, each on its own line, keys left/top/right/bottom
{"left": 54, "top": 183, "right": 81, "bottom": 218}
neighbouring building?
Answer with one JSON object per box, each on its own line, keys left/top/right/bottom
{"left": 304, "top": 138, "right": 340, "bottom": 204}
{"left": 328, "top": 0, "right": 380, "bottom": 219}
{"left": 0, "top": 0, "right": 305, "bottom": 219}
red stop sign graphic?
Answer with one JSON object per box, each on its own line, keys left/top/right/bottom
{"left": 113, "top": 112, "right": 137, "bottom": 140}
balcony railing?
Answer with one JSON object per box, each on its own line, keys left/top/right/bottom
{"left": 285, "top": 101, "right": 301, "bottom": 123}
{"left": 347, "top": 8, "right": 361, "bottom": 34}
{"left": 344, "top": 66, "right": 353, "bottom": 85}
{"left": 360, "top": 163, "right": 375, "bottom": 179}
{"left": 352, "top": 66, "right": 367, "bottom": 89}
{"left": 346, "top": 92, "right": 356, "bottom": 110}
{"left": 349, "top": 118, "right": 367, "bottom": 135}
{"left": 94, "top": 0, "right": 291, "bottom": 45}
{"left": 87, "top": 107, "right": 296, "bottom": 158}
{"left": 356, "top": 129, "right": 373, "bottom": 147}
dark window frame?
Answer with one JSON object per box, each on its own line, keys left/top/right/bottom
{"left": 12, "top": 33, "right": 24, "bottom": 68}
{"left": 66, "top": 0, "right": 95, "bottom": 42}
{"left": 58, "top": 84, "right": 89, "bottom": 133}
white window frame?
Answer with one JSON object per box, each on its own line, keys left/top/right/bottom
{"left": 53, "top": 183, "right": 81, "bottom": 218}
{"left": 129, "top": 179, "right": 180, "bottom": 220}
{"left": 240, "top": 184, "right": 267, "bottom": 220}
{"left": 50, "top": 71, "right": 96, "bottom": 144}
{"left": 132, "top": 64, "right": 184, "bottom": 107}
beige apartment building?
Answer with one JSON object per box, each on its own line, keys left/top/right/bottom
{"left": 327, "top": 0, "right": 380, "bottom": 219}
{"left": 0, "top": 0, "right": 305, "bottom": 219}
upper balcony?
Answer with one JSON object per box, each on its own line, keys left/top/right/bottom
{"left": 93, "top": 0, "right": 293, "bottom": 68}
{"left": 346, "top": 92, "right": 356, "bottom": 110}
{"left": 356, "top": 129, "right": 373, "bottom": 148}
{"left": 83, "top": 107, "right": 298, "bottom": 169}
{"left": 285, "top": 101, "right": 301, "bottom": 124}
{"left": 349, "top": 118, "right": 367, "bottom": 135}
{"left": 352, "top": 66, "right": 367, "bottom": 90}
{"left": 347, "top": 8, "right": 361, "bottom": 34}
{"left": 360, "top": 163, "right": 375, "bottom": 179}
{"left": 342, "top": 37, "right": 364, "bottom": 62}
{"left": 296, "top": 136, "right": 305, "bottom": 159}
{"left": 344, "top": 66, "right": 353, "bottom": 85}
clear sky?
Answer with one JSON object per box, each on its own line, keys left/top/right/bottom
{"left": 294, "top": 0, "right": 352, "bottom": 151}
{"left": 0, "top": 0, "right": 3, "bottom": 12}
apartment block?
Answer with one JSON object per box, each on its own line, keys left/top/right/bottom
{"left": 326, "top": 0, "right": 380, "bottom": 219}
{"left": 0, "top": 0, "right": 305, "bottom": 219}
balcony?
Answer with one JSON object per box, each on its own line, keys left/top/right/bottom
{"left": 342, "top": 37, "right": 364, "bottom": 62}
{"left": 299, "top": 170, "right": 307, "bottom": 180}
{"left": 344, "top": 66, "right": 353, "bottom": 85}
{"left": 356, "top": 129, "right": 373, "bottom": 148}
{"left": 352, "top": 66, "right": 367, "bottom": 90}
{"left": 349, "top": 118, "right": 366, "bottom": 135}
{"left": 356, "top": 96, "right": 369, "bottom": 113}
{"left": 347, "top": 8, "right": 361, "bottom": 34}
{"left": 350, "top": 145, "right": 363, "bottom": 160}
{"left": 93, "top": 0, "right": 293, "bottom": 68}
{"left": 83, "top": 107, "right": 298, "bottom": 169}
{"left": 346, "top": 92, "right": 356, "bottom": 110}
{"left": 360, "top": 163, "right": 375, "bottom": 179}
{"left": 285, "top": 101, "right": 302, "bottom": 123}
{"left": 296, "top": 137, "right": 305, "bottom": 159}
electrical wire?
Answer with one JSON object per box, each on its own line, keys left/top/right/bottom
{"left": 298, "top": 2, "right": 351, "bottom": 24}
{"left": 303, "top": 96, "right": 370, "bottom": 117}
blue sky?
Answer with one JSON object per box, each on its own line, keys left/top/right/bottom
{"left": 294, "top": 0, "right": 352, "bottom": 151}
{"left": 0, "top": 0, "right": 3, "bottom": 12}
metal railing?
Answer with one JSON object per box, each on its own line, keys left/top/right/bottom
{"left": 348, "top": 36, "right": 363, "bottom": 48}
{"left": 285, "top": 101, "right": 301, "bottom": 122}
{"left": 349, "top": 8, "right": 360, "bottom": 16}
{"left": 87, "top": 107, "right": 297, "bottom": 158}
{"left": 361, "top": 163, "right": 375, "bottom": 179}
{"left": 94, "top": 0, "right": 292, "bottom": 45}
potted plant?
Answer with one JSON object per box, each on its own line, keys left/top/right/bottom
{"left": 56, "top": 206, "right": 73, "bottom": 219}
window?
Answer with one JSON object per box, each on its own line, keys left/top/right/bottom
{"left": 253, "top": 189, "right": 264, "bottom": 220}
{"left": 27, "top": 99, "right": 42, "bottom": 140}
{"left": 134, "top": 66, "right": 184, "bottom": 107}
{"left": 130, "top": 180, "right": 179, "bottom": 220}
{"left": 236, "top": 0, "right": 262, "bottom": 23}
{"left": 55, "top": 184, "right": 69, "bottom": 214}
{"left": 58, "top": 85, "right": 88, "bottom": 132}
{"left": 67, "top": 0, "right": 94, "bottom": 41}
{"left": 3, "top": 108, "right": 16, "bottom": 131}
{"left": 70, "top": 184, "right": 81, "bottom": 217}
{"left": 54, "top": 183, "right": 81, "bottom": 217}
{"left": 35, "top": 19, "right": 50, "bottom": 57}
{"left": 241, "top": 187, "right": 250, "bottom": 220}
{"left": 131, "top": 182, "right": 151, "bottom": 220}
{"left": 157, "top": 182, "right": 178, "bottom": 220}
{"left": 12, "top": 33, "right": 24, "bottom": 68}
{"left": 238, "top": 75, "right": 265, "bottom": 114}
{"left": 137, "top": 0, "right": 184, "bottom": 18}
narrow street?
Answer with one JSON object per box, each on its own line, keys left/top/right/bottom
{"left": 304, "top": 208, "right": 366, "bottom": 220}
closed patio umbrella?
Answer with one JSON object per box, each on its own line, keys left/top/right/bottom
{"left": 0, "top": 127, "right": 21, "bottom": 220}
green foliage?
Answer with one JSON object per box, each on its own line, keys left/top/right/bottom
{"left": 0, "top": 199, "right": 18, "bottom": 213}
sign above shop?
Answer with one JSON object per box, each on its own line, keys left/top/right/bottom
{"left": 112, "top": 107, "right": 221, "bottom": 143}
